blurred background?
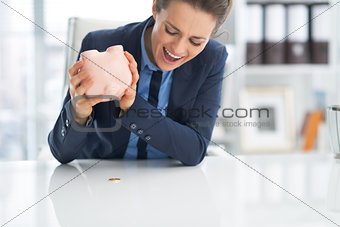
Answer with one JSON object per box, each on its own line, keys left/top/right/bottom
{"left": 0, "top": 0, "right": 339, "bottom": 160}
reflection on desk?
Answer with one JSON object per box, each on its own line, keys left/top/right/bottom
{"left": 0, "top": 154, "right": 340, "bottom": 227}
{"left": 48, "top": 160, "right": 218, "bottom": 227}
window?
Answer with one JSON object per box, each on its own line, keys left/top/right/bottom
{"left": 0, "top": 0, "right": 151, "bottom": 160}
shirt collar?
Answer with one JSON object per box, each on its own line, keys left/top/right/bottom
{"left": 140, "top": 17, "right": 162, "bottom": 72}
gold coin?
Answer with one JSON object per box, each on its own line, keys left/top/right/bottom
{"left": 108, "top": 178, "right": 121, "bottom": 183}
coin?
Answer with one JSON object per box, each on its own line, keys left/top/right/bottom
{"left": 108, "top": 178, "right": 121, "bottom": 183}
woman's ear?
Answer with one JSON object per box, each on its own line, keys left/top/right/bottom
{"left": 152, "top": 0, "right": 157, "bottom": 19}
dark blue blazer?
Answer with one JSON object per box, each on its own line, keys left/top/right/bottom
{"left": 48, "top": 16, "right": 228, "bottom": 166}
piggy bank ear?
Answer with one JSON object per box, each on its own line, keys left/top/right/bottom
{"left": 107, "top": 45, "right": 123, "bottom": 53}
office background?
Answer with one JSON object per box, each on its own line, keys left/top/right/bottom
{"left": 0, "top": 0, "right": 340, "bottom": 160}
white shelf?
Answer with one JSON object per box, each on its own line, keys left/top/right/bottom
{"left": 219, "top": 0, "right": 340, "bottom": 153}
{"left": 244, "top": 64, "right": 334, "bottom": 76}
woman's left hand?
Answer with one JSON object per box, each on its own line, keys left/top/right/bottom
{"left": 120, "top": 51, "right": 140, "bottom": 112}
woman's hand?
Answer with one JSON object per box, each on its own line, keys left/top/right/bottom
{"left": 120, "top": 51, "right": 140, "bottom": 112}
{"left": 68, "top": 59, "right": 104, "bottom": 125}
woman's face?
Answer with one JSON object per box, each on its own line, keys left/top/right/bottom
{"left": 148, "top": 0, "right": 217, "bottom": 71}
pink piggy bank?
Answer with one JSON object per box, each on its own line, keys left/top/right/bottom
{"left": 80, "top": 45, "right": 132, "bottom": 100}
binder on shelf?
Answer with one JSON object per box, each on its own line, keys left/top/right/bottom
{"left": 263, "top": 4, "right": 286, "bottom": 64}
{"left": 300, "top": 112, "right": 311, "bottom": 137}
{"left": 302, "top": 111, "right": 324, "bottom": 151}
{"left": 246, "top": 4, "right": 263, "bottom": 64}
{"left": 286, "top": 5, "right": 309, "bottom": 64}
{"left": 311, "top": 5, "right": 329, "bottom": 64}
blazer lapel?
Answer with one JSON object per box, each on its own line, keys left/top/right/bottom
{"left": 167, "top": 63, "right": 193, "bottom": 120}
{"left": 122, "top": 16, "right": 154, "bottom": 90}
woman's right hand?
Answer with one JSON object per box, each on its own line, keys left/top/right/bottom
{"left": 68, "top": 59, "right": 104, "bottom": 126}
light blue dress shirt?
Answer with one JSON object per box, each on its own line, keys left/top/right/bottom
{"left": 124, "top": 19, "right": 174, "bottom": 159}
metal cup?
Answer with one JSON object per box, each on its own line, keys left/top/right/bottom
{"left": 327, "top": 105, "right": 340, "bottom": 158}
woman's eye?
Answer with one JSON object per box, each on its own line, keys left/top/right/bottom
{"left": 190, "top": 40, "right": 201, "bottom": 46}
{"left": 165, "top": 27, "right": 177, "bottom": 35}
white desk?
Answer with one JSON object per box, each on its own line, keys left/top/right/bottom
{"left": 0, "top": 154, "right": 339, "bottom": 227}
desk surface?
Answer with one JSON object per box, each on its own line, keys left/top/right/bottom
{"left": 0, "top": 153, "right": 340, "bottom": 227}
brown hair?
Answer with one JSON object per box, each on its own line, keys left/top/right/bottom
{"left": 155, "top": 0, "right": 233, "bottom": 37}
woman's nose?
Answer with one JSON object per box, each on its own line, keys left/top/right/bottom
{"left": 172, "top": 38, "right": 186, "bottom": 56}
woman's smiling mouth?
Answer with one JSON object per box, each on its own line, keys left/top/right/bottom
{"left": 162, "top": 47, "right": 183, "bottom": 65}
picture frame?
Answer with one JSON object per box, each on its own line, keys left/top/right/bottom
{"left": 240, "top": 86, "right": 295, "bottom": 153}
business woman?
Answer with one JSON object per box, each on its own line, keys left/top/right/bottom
{"left": 48, "top": 0, "right": 233, "bottom": 165}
